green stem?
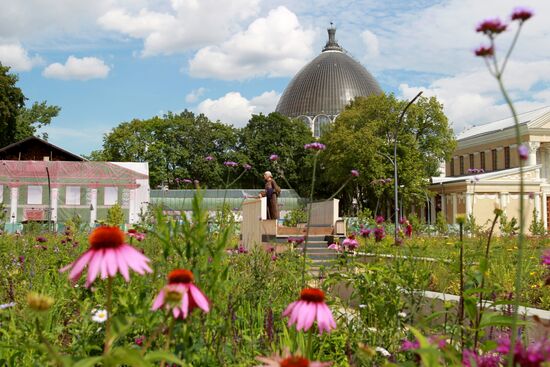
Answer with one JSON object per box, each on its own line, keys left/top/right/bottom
{"left": 35, "top": 318, "right": 63, "bottom": 367}
{"left": 104, "top": 277, "right": 113, "bottom": 355}
{"left": 328, "top": 177, "right": 352, "bottom": 201}
{"left": 301, "top": 153, "right": 318, "bottom": 287}
{"left": 458, "top": 222, "right": 464, "bottom": 352}
{"left": 160, "top": 318, "right": 176, "bottom": 367}
{"left": 473, "top": 211, "right": 500, "bottom": 350}
{"left": 306, "top": 327, "right": 314, "bottom": 359}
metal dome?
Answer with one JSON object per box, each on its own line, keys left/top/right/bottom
{"left": 275, "top": 27, "right": 382, "bottom": 122}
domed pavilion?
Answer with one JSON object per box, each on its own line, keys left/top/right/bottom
{"left": 275, "top": 26, "right": 383, "bottom": 137}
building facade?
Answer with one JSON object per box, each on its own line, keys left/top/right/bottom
{"left": 430, "top": 106, "right": 550, "bottom": 232}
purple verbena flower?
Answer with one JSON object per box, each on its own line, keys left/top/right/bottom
{"left": 304, "top": 142, "right": 326, "bottom": 151}
{"left": 205, "top": 155, "right": 214, "bottom": 161}
{"left": 351, "top": 169, "right": 359, "bottom": 177}
{"left": 511, "top": 7, "right": 533, "bottom": 22}
{"left": 375, "top": 215, "right": 385, "bottom": 224}
{"left": 360, "top": 228, "right": 371, "bottom": 238}
{"left": 36, "top": 236, "right": 47, "bottom": 243}
{"left": 182, "top": 179, "right": 193, "bottom": 184}
{"left": 243, "top": 163, "right": 252, "bottom": 170}
{"left": 224, "top": 161, "right": 238, "bottom": 167}
{"left": 269, "top": 154, "right": 279, "bottom": 161}
{"left": 476, "top": 18, "right": 507, "bottom": 35}
{"left": 518, "top": 144, "right": 529, "bottom": 161}
{"left": 374, "top": 227, "right": 385, "bottom": 242}
{"left": 475, "top": 45, "right": 495, "bottom": 58}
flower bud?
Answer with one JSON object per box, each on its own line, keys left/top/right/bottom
{"left": 27, "top": 292, "right": 54, "bottom": 312}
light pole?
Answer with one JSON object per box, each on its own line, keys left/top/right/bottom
{"left": 393, "top": 91, "right": 423, "bottom": 245}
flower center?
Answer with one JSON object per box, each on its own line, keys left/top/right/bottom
{"left": 89, "top": 226, "right": 125, "bottom": 249}
{"left": 300, "top": 288, "right": 325, "bottom": 303}
{"left": 168, "top": 269, "right": 194, "bottom": 284}
{"left": 280, "top": 356, "right": 310, "bottom": 367}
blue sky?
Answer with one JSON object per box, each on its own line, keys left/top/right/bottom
{"left": 1, "top": 0, "right": 549, "bottom": 156}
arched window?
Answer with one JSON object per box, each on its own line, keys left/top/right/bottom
{"left": 313, "top": 115, "right": 331, "bottom": 138}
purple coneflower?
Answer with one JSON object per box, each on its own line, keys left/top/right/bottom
{"left": 60, "top": 226, "right": 152, "bottom": 287}
{"left": 283, "top": 288, "right": 336, "bottom": 334}
{"left": 152, "top": 269, "right": 210, "bottom": 319}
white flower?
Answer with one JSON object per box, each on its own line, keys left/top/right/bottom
{"left": 375, "top": 347, "right": 391, "bottom": 357}
{"left": 359, "top": 304, "right": 367, "bottom": 309}
{"left": 91, "top": 309, "right": 108, "bottom": 323}
{"left": 0, "top": 302, "right": 16, "bottom": 310}
{"left": 367, "top": 327, "right": 378, "bottom": 332}
{"left": 398, "top": 311, "right": 407, "bottom": 318}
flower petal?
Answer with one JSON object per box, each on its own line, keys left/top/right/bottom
{"left": 115, "top": 247, "right": 130, "bottom": 281}
{"left": 86, "top": 250, "right": 103, "bottom": 287}
{"left": 189, "top": 284, "right": 210, "bottom": 313}
{"left": 151, "top": 290, "right": 165, "bottom": 311}
{"left": 67, "top": 250, "right": 94, "bottom": 281}
{"left": 105, "top": 248, "right": 118, "bottom": 277}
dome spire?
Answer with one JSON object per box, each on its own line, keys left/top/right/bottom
{"left": 323, "top": 23, "right": 343, "bottom": 52}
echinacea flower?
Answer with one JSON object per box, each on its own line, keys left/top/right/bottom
{"left": 375, "top": 215, "right": 385, "bottom": 224}
{"left": 60, "top": 226, "right": 152, "bottom": 287}
{"left": 360, "top": 228, "right": 371, "bottom": 238}
{"left": 287, "top": 237, "right": 305, "bottom": 245}
{"left": 152, "top": 269, "right": 210, "bottom": 319}
{"left": 283, "top": 288, "right": 336, "bottom": 334}
{"left": 342, "top": 235, "right": 358, "bottom": 250}
{"left": 476, "top": 18, "right": 507, "bottom": 35}
{"left": 327, "top": 243, "right": 342, "bottom": 252}
{"left": 91, "top": 309, "right": 108, "bottom": 323}
{"left": 182, "top": 178, "right": 193, "bottom": 184}
{"left": 269, "top": 154, "right": 279, "bottom": 161}
{"left": 511, "top": 7, "right": 533, "bottom": 22}
{"left": 36, "top": 236, "right": 47, "bottom": 243}
{"left": 256, "top": 349, "right": 332, "bottom": 367}
{"left": 462, "top": 349, "right": 501, "bottom": 367}
{"left": 127, "top": 229, "right": 146, "bottom": 241}
{"left": 374, "top": 227, "right": 386, "bottom": 242}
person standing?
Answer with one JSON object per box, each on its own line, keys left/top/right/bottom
{"left": 259, "top": 171, "right": 280, "bottom": 219}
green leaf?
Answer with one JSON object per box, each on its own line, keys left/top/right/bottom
{"left": 480, "top": 313, "right": 528, "bottom": 328}
{"left": 144, "top": 351, "right": 185, "bottom": 365}
{"left": 72, "top": 356, "right": 103, "bottom": 367}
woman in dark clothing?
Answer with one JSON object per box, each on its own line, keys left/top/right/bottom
{"left": 259, "top": 171, "right": 280, "bottom": 219}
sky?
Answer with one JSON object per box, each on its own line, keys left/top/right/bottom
{"left": 1, "top": 0, "right": 549, "bottom": 156}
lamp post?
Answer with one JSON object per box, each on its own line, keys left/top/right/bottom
{"left": 393, "top": 91, "right": 423, "bottom": 245}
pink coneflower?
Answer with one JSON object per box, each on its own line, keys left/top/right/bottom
{"left": 60, "top": 226, "right": 152, "bottom": 287}
{"left": 256, "top": 350, "right": 332, "bottom": 367}
{"left": 359, "top": 228, "right": 371, "bottom": 238}
{"left": 127, "top": 229, "right": 146, "bottom": 242}
{"left": 151, "top": 269, "right": 210, "bottom": 319}
{"left": 327, "top": 243, "right": 342, "bottom": 252}
{"left": 182, "top": 179, "right": 193, "bottom": 184}
{"left": 342, "top": 235, "right": 358, "bottom": 250}
{"left": 375, "top": 215, "right": 385, "bottom": 224}
{"left": 269, "top": 154, "right": 279, "bottom": 161}
{"left": 511, "top": 7, "right": 533, "bottom": 22}
{"left": 36, "top": 236, "right": 47, "bottom": 243}
{"left": 283, "top": 288, "right": 336, "bottom": 334}
{"left": 476, "top": 18, "right": 507, "bottom": 35}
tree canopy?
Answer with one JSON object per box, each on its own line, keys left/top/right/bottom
{"left": 318, "top": 93, "right": 456, "bottom": 216}
{"left": 0, "top": 63, "right": 60, "bottom": 147}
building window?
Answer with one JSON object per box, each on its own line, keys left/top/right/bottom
{"left": 480, "top": 151, "right": 486, "bottom": 171}
{"left": 450, "top": 158, "right": 455, "bottom": 176}
{"left": 27, "top": 186, "right": 43, "bottom": 205}
{"left": 469, "top": 154, "right": 474, "bottom": 170}
{"left": 504, "top": 146, "right": 510, "bottom": 169}
{"left": 104, "top": 187, "right": 118, "bottom": 206}
{"left": 460, "top": 156, "right": 464, "bottom": 175}
{"left": 492, "top": 149, "right": 498, "bottom": 170}
{"left": 66, "top": 186, "right": 81, "bottom": 205}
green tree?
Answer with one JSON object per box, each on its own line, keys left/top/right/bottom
{"left": 0, "top": 63, "right": 60, "bottom": 147}
{"left": 238, "top": 112, "right": 314, "bottom": 194}
{"left": 318, "top": 93, "right": 455, "bottom": 215}
{"left": 89, "top": 110, "right": 240, "bottom": 188}
{"left": 0, "top": 63, "right": 25, "bottom": 147}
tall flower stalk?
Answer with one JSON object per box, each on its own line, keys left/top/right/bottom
{"left": 474, "top": 7, "right": 533, "bottom": 366}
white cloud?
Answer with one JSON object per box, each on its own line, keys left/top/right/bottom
{"left": 196, "top": 90, "right": 280, "bottom": 127}
{"left": 360, "top": 30, "right": 379, "bottom": 60}
{"left": 185, "top": 87, "right": 206, "bottom": 103}
{"left": 399, "top": 60, "right": 550, "bottom": 133}
{"left": 0, "top": 43, "right": 42, "bottom": 71}
{"left": 188, "top": 6, "right": 315, "bottom": 80}
{"left": 98, "top": 0, "right": 260, "bottom": 56}
{"left": 43, "top": 56, "right": 110, "bottom": 81}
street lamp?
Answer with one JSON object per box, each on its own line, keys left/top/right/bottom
{"left": 393, "top": 91, "right": 423, "bottom": 245}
